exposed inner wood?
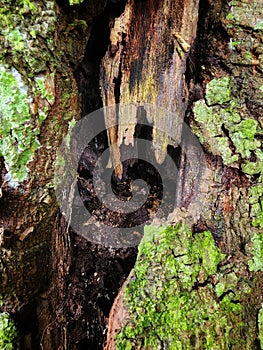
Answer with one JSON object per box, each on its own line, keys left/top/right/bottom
{"left": 101, "top": 0, "right": 200, "bottom": 179}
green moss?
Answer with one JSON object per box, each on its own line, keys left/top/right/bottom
{"left": 69, "top": 0, "right": 84, "bottom": 5}
{"left": 0, "top": 313, "right": 19, "bottom": 350}
{"left": 116, "top": 224, "right": 250, "bottom": 349}
{"left": 193, "top": 77, "right": 262, "bottom": 173}
{"left": 248, "top": 233, "right": 263, "bottom": 272}
{"left": 0, "top": 0, "right": 57, "bottom": 77}
{"left": 205, "top": 77, "right": 231, "bottom": 106}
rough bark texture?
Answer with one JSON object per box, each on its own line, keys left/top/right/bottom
{"left": 0, "top": 0, "right": 262, "bottom": 349}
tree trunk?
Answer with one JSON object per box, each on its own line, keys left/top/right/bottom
{"left": 0, "top": 0, "right": 262, "bottom": 349}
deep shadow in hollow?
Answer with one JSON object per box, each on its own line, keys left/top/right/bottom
{"left": 77, "top": 121, "right": 180, "bottom": 229}
{"left": 65, "top": 233, "right": 137, "bottom": 350}
{"left": 74, "top": 0, "right": 127, "bottom": 117}
{"left": 67, "top": 1, "right": 140, "bottom": 349}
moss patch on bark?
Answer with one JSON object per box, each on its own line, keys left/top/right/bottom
{"left": 0, "top": 312, "right": 19, "bottom": 350}
{"left": 116, "top": 224, "right": 254, "bottom": 349}
{"left": 193, "top": 77, "right": 262, "bottom": 173}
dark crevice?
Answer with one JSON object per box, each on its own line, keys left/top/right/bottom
{"left": 74, "top": 0, "right": 127, "bottom": 116}
{"left": 65, "top": 232, "right": 137, "bottom": 349}
{"left": 13, "top": 303, "right": 39, "bottom": 350}
{"left": 186, "top": 0, "right": 230, "bottom": 90}
{"left": 56, "top": 1, "right": 140, "bottom": 349}
{"left": 217, "top": 290, "right": 237, "bottom": 302}
{"left": 192, "top": 278, "right": 211, "bottom": 290}
{"left": 77, "top": 123, "right": 179, "bottom": 228}
{"left": 71, "top": 1, "right": 184, "bottom": 341}
{"left": 113, "top": 32, "right": 126, "bottom": 106}
{"left": 113, "top": 61, "right": 122, "bottom": 105}
{"left": 221, "top": 123, "right": 237, "bottom": 154}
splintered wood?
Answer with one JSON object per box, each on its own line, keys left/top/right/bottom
{"left": 100, "top": 0, "right": 200, "bottom": 179}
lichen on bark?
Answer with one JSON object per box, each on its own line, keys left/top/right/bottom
{"left": 193, "top": 76, "right": 262, "bottom": 173}
{"left": 191, "top": 0, "right": 263, "bottom": 269}
{"left": 0, "top": 0, "right": 57, "bottom": 183}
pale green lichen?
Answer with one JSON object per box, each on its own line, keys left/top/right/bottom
{"left": 0, "top": 1, "right": 59, "bottom": 184}
{"left": 193, "top": 77, "right": 262, "bottom": 173}
{"left": 226, "top": 0, "right": 263, "bottom": 32}
{"left": 0, "top": 65, "right": 41, "bottom": 183}
{"left": 34, "top": 74, "right": 55, "bottom": 106}
{"left": 215, "top": 272, "right": 237, "bottom": 298}
{"left": 3, "top": 27, "right": 26, "bottom": 52}
{"left": 242, "top": 149, "right": 263, "bottom": 175}
{"left": 252, "top": 203, "right": 263, "bottom": 229}
{"left": 229, "top": 119, "right": 260, "bottom": 158}
{"left": 248, "top": 233, "right": 263, "bottom": 272}
{"left": 194, "top": 0, "right": 263, "bottom": 176}
{"left": 0, "top": 1, "right": 57, "bottom": 73}
{"left": 205, "top": 76, "right": 231, "bottom": 106}
{"left": 0, "top": 313, "right": 19, "bottom": 350}
{"left": 193, "top": 76, "right": 263, "bottom": 272}
{"left": 116, "top": 224, "right": 251, "bottom": 349}
{"left": 249, "top": 181, "right": 263, "bottom": 229}
{"left": 65, "top": 118, "right": 77, "bottom": 147}
{"left": 224, "top": 0, "right": 263, "bottom": 72}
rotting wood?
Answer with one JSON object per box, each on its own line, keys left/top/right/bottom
{"left": 100, "top": 0, "right": 200, "bottom": 178}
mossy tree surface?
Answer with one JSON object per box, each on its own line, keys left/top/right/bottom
{"left": 117, "top": 224, "right": 253, "bottom": 349}
{"left": 0, "top": 312, "right": 19, "bottom": 350}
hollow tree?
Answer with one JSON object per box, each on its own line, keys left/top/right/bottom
{"left": 0, "top": 0, "right": 262, "bottom": 349}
